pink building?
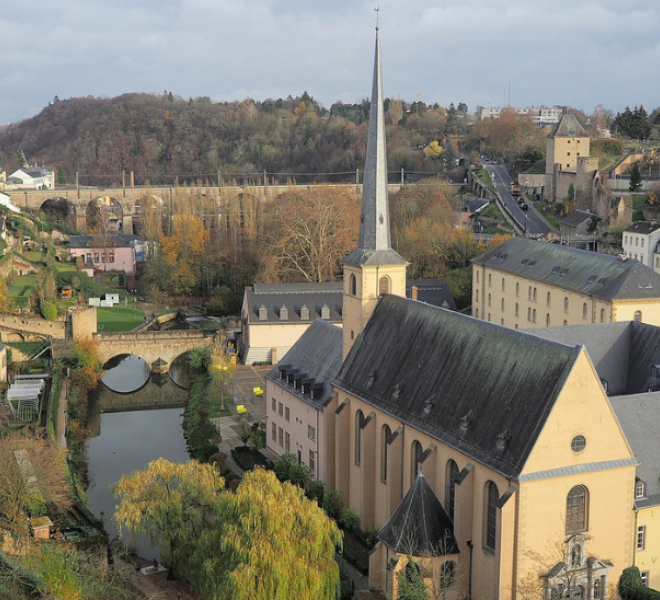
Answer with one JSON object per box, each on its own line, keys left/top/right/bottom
{"left": 68, "top": 234, "right": 139, "bottom": 275}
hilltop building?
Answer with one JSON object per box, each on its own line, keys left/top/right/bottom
{"left": 479, "top": 105, "right": 562, "bottom": 128}
{"left": 8, "top": 165, "right": 54, "bottom": 190}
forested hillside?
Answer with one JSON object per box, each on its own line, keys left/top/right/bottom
{"left": 0, "top": 92, "right": 469, "bottom": 186}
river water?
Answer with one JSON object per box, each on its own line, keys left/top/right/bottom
{"left": 84, "top": 355, "right": 193, "bottom": 559}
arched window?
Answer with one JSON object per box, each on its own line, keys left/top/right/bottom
{"left": 475, "top": 308, "right": 479, "bottom": 318}
{"left": 445, "top": 460, "right": 459, "bottom": 522}
{"left": 355, "top": 410, "right": 363, "bottom": 466}
{"left": 635, "top": 310, "right": 642, "bottom": 322}
{"left": 501, "top": 298, "right": 505, "bottom": 311}
{"left": 488, "top": 273, "right": 492, "bottom": 287}
{"left": 564, "top": 297, "right": 569, "bottom": 312}
{"left": 476, "top": 271, "right": 480, "bottom": 284}
{"left": 515, "top": 282, "right": 520, "bottom": 297}
{"left": 515, "top": 303, "right": 519, "bottom": 317}
{"left": 547, "top": 291, "right": 552, "bottom": 307}
{"left": 379, "top": 276, "right": 390, "bottom": 295}
{"left": 501, "top": 278, "right": 505, "bottom": 292}
{"left": 546, "top": 313, "right": 551, "bottom": 327}
{"left": 600, "top": 308, "right": 605, "bottom": 323}
{"left": 350, "top": 273, "right": 357, "bottom": 296}
{"left": 566, "top": 485, "right": 588, "bottom": 533}
{"left": 381, "top": 424, "right": 391, "bottom": 483}
{"left": 484, "top": 481, "right": 499, "bottom": 552}
{"left": 488, "top": 293, "right": 491, "bottom": 307}
{"left": 582, "top": 303, "right": 588, "bottom": 319}
{"left": 411, "top": 440, "right": 423, "bottom": 484}
{"left": 533, "top": 287, "right": 538, "bottom": 302}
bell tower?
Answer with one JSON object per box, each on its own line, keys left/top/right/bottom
{"left": 342, "top": 28, "right": 408, "bottom": 359}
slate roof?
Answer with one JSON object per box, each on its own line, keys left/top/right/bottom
{"left": 68, "top": 234, "right": 142, "bottom": 249}
{"left": 610, "top": 392, "right": 660, "bottom": 507}
{"left": 265, "top": 319, "right": 343, "bottom": 408}
{"left": 625, "top": 221, "right": 660, "bottom": 235}
{"left": 334, "top": 294, "right": 581, "bottom": 478}
{"left": 243, "top": 282, "right": 343, "bottom": 324}
{"left": 549, "top": 114, "right": 588, "bottom": 138}
{"left": 472, "top": 237, "right": 660, "bottom": 301}
{"left": 378, "top": 472, "right": 459, "bottom": 556}
{"left": 561, "top": 209, "right": 592, "bottom": 228}
{"left": 530, "top": 321, "right": 660, "bottom": 396}
{"left": 406, "top": 279, "right": 456, "bottom": 311}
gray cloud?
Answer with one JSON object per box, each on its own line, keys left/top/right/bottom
{"left": 1, "top": 0, "right": 658, "bottom": 125}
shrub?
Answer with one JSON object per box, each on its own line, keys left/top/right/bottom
{"left": 322, "top": 489, "right": 345, "bottom": 521}
{"left": 40, "top": 300, "right": 58, "bottom": 321}
{"left": 340, "top": 508, "right": 361, "bottom": 533}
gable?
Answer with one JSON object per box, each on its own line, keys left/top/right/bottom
{"left": 521, "top": 348, "right": 634, "bottom": 477}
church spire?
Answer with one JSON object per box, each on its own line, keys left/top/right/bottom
{"left": 344, "top": 28, "right": 407, "bottom": 267}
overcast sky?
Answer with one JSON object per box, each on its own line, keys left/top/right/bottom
{"left": 1, "top": 0, "right": 658, "bottom": 125}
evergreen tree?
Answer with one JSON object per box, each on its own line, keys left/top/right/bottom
{"left": 629, "top": 162, "right": 643, "bottom": 192}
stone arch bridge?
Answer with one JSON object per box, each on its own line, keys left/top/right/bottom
{"left": 94, "top": 330, "right": 215, "bottom": 373}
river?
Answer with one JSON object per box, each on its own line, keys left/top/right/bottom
{"left": 84, "top": 355, "right": 193, "bottom": 559}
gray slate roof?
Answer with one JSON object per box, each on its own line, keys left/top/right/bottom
{"left": 561, "top": 209, "right": 592, "bottom": 228}
{"left": 472, "top": 237, "right": 660, "bottom": 301}
{"left": 334, "top": 294, "right": 581, "bottom": 478}
{"left": 378, "top": 472, "right": 459, "bottom": 556}
{"left": 625, "top": 221, "right": 660, "bottom": 235}
{"left": 265, "top": 319, "right": 343, "bottom": 408}
{"left": 68, "top": 234, "right": 142, "bottom": 249}
{"left": 610, "top": 392, "right": 660, "bottom": 507}
{"left": 549, "top": 114, "right": 588, "bottom": 138}
{"left": 530, "top": 321, "right": 660, "bottom": 396}
{"left": 406, "top": 279, "right": 456, "bottom": 311}
{"left": 243, "top": 282, "right": 342, "bottom": 324}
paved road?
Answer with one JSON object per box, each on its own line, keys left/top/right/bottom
{"left": 484, "top": 163, "right": 552, "bottom": 237}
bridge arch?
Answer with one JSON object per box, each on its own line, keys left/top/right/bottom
{"left": 40, "top": 197, "right": 78, "bottom": 230}
{"left": 86, "top": 196, "right": 124, "bottom": 233}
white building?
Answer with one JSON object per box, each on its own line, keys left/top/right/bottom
{"left": 622, "top": 221, "right": 660, "bottom": 270}
{"left": 8, "top": 165, "right": 54, "bottom": 190}
{"left": 478, "top": 105, "right": 562, "bottom": 127}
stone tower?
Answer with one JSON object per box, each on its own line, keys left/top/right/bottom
{"left": 342, "top": 28, "right": 408, "bottom": 359}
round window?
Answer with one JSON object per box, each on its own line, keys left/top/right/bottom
{"left": 571, "top": 435, "right": 586, "bottom": 453}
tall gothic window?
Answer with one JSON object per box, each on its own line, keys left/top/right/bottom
{"left": 381, "top": 424, "right": 391, "bottom": 483}
{"left": 445, "top": 460, "right": 459, "bottom": 522}
{"left": 484, "top": 481, "right": 498, "bottom": 552}
{"left": 350, "top": 273, "right": 357, "bottom": 296}
{"left": 355, "top": 410, "right": 364, "bottom": 466}
{"left": 410, "top": 440, "right": 423, "bottom": 484}
{"left": 566, "top": 485, "right": 588, "bottom": 533}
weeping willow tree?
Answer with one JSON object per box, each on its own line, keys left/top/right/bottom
{"left": 113, "top": 458, "right": 224, "bottom": 580}
{"left": 192, "top": 468, "right": 342, "bottom": 600}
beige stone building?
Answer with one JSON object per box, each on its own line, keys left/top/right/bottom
{"left": 471, "top": 237, "right": 660, "bottom": 329}
{"left": 239, "top": 282, "right": 343, "bottom": 364}
{"left": 273, "top": 29, "right": 657, "bottom": 600}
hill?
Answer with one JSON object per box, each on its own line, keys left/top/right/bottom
{"left": 0, "top": 92, "right": 457, "bottom": 187}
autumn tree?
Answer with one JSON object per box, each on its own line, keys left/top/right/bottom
{"left": 160, "top": 214, "right": 209, "bottom": 294}
{"left": 0, "top": 433, "right": 71, "bottom": 538}
{"left": 192, "top": 468, "right": 341, "bottom": 600}
{"left": 260, "top": 186, "right": 359, "bottom": 282}
{"left": 113, "top": 458, "right": 224, "bottom": 580}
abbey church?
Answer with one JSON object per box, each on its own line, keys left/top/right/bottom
{"left": 266, "top": 29, "right": 659, "bottom": 600}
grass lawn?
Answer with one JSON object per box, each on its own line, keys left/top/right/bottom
{"left": 8, "top": 275, "right": 38, "bottom": 299}
{"left": 533, "top": 202, "right": 561, "bottom": 229}
{"left": 97, "top": 306, "right": 146, "bottom": 333}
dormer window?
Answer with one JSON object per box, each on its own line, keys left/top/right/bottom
{"left": 300, "top": 304, "right": 309, "bottom": 320}
{"left": 652, "top": 365, "right": 660, "bottom": 379}
{"left": 636, "top": 480, "right": 646, "bottom": 499}
{"left": 258, "top": 304, "right": 268, "bottom": 321}
{"left": 279, "top": 305, "right": 288, "bottom": 320}
{"left": 321, "top": 304, "right": 330, "bottom": 319}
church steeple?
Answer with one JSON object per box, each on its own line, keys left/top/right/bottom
{"left": 344, "top": 28, "right": 407, "bottom": 268}
{"left": 342, "top": 27, "right": 408, "bottom": 359}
